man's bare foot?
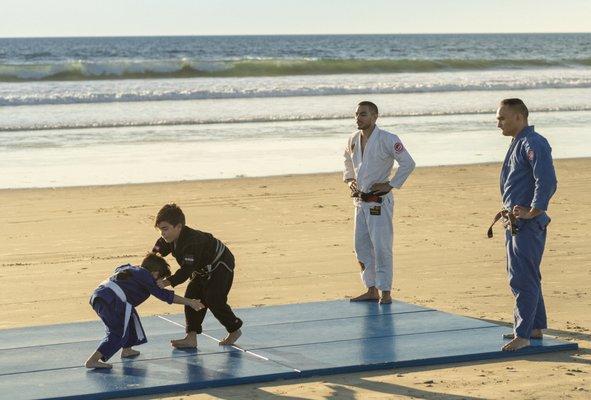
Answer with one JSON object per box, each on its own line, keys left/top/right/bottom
{"left": 219, "top": 329, "right": 242, "bottom": 346}
{"left": 171, "top": 333, "right": 197, "bottom": 348}
{"left": 379, "top": 291, "right": 392, "bottom": 304}
{"left": 350, "top": 288, "right": 379, "bottom": 302}
{"left": 502, "top": 337, "right": 530, "bottom": 351}
{"left": 85, "top": 359, "right": 113, "bottom": 369}
{"left": 503, "top": 329, "right": 543, "bottom": 340}
{"left": 121, "top": 348, "right": 140, "bottom": 358}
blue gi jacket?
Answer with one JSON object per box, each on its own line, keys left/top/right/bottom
{"left": 92, "top": 265, "right": 175, "bottom": 306}
{"left": 500, "top": 125, "right": 557, "bottom": 211}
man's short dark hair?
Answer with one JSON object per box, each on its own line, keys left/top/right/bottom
{"left": 141, "top": 253, "right": 171, "bottom": 278}
{"left": 155, "top": 203, "right": 185, "bottom": 227}
{"left": 358, "top": 101, "right": 379, "bottom": 115}
{"left": 500, "top": 98, "right": 529, "bottom": 119}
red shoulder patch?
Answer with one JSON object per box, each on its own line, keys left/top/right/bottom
{"left": 394, "top": 142, "right": 404, "bottom": 154}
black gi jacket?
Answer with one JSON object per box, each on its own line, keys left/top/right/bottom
{"left": 152, "top": 226, "right": 222, "bottom": 287}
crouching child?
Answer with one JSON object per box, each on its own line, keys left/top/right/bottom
{"left": 85, "top": 253, "right": 203, "bottom": 369}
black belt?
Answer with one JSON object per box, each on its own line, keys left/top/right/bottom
{"left": 191, "top": 240, "right": 228, "bottom": 279}
{"left": 351, "top": 191, "right": 385, "bottom": 203}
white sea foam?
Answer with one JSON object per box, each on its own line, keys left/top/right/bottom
{"left": 2, "top": 69, "right": 591, "bottom": 107}
{"left": 2, "top": 87, "right": 590, "bottom": 135}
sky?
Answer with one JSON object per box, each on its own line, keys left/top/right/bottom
{"left": 0, "top": 0, "right": 590, "bottom": 38}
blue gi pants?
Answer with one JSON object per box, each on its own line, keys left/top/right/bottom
{"left": 92, "top": 298, "right": 147, "bottom": 361}
{"left": 505, "top": 213, "right": 550, "bottom": 338}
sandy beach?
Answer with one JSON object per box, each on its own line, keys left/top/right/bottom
{"left": 1, "top": 158, "right": 590, "bottom": 399}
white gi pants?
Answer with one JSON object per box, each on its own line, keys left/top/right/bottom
{"left": 354, "top": 195, "right": 394, "bottom": 291}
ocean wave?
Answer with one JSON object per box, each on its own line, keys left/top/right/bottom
{"left": 3, "top": 105, "right": 590, "bottom": 133}
{"left": 3, "top": 75, "right": 591, "bottom": 106}
{"left": 1, "top": 57, "right": 591, "bottom": 82}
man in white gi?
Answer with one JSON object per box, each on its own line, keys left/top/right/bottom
{"left": 344, "top": 101, "right": 415, "bottom": 304}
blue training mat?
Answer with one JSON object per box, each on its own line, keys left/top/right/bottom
{"left": 0, "top": 300, "right": 578, "bottom": 400}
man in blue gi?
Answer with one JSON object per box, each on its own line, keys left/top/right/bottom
{"left": 85, "top": 253, "right": 204, "bottom": 369}
{"left": 494, "top": 98, "right": 557, "bottom": 351}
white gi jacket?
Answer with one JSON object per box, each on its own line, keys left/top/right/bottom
{"left": 343, "top": 125, "right": 415, "bottom": 193}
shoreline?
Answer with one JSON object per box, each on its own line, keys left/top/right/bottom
{"left": 2, "top": 156, "right": 590, "bottom": 193}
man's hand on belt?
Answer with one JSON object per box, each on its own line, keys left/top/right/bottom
{"left": 346, "top": 179, "right": 358, "bottom": 192}
{"left": 370, "top": 182, "right": 393, "bottom": 195}
{"left": 512, "top": 205, "right": 542, "bottom": 219}
{"left": 501, "top": 215, "right": 511, "bottom": 229}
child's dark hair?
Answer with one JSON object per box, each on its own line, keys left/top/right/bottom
{"left": 154, "top": 203, "right": 185, "bottom": 227}
{"left": 141, "top": 253, "right": 171, "bottom": 278}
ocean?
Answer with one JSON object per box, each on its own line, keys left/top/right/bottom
{"left": 1, "top": 34, "right": 590, "bottom": 189}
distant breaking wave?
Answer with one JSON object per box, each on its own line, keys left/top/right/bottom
{"left": 3, "top": 105, "right": 590, "bottom": 133}
{"left": 1, "top": 57, "right": 591, "bottom": 82}
{"left": 3, "top": 73, "right": 591, "bottom": 106}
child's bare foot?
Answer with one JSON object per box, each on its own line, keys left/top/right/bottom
{"left": 219, "top": 329, "right": 242, "bottom": 346}
{"left": 502, "top": 337, "right": 530, "bottom": 351}
{"left": 85, "top": 351, "right": 112, "bottom": 369}
{"left": 85, "top": 359, "right": 113, "bottom": 369}
{"left": 171, "top": 333, "right": 197, "bottom": 348}
{"left": 121, "top": 348, "right": 140, "bottom": 358}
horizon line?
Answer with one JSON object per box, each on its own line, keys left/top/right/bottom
{"left": 1, "top": 31, "right": 590, "bottom": 40}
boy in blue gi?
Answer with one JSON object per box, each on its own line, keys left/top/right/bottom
{"left": 85, "top": 253, "right": 204, "bottom": 369}
{"left": 493, "top": 98, "right": 557, "bottom": 351}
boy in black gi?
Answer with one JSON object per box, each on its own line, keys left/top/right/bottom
{"left": 152, "top": 203, "right": 243, "bottom": 348}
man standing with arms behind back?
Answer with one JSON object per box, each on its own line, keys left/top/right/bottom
{"left": 493, "top": 98, "right": 557, "bottom": 351}
{"left": 344, "top": 101, "right": 415, "bottom": 304}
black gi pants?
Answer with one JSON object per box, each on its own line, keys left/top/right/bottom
{"left": 184, "top": 249, "right": 243, "bottom": 334}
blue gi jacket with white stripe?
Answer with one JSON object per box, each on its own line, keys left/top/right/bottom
{"left": 92, "top": 265, "right": 175, "bottom": 306}
{"left": 500, "top": 125, "right": 557, "bottom": 211}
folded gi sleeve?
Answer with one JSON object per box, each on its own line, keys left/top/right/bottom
{"left": 387, "top": 135, "right": 416, "bottom": 189}
{"left": 526, "top": 139, "right": 557, "bottom": 211}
